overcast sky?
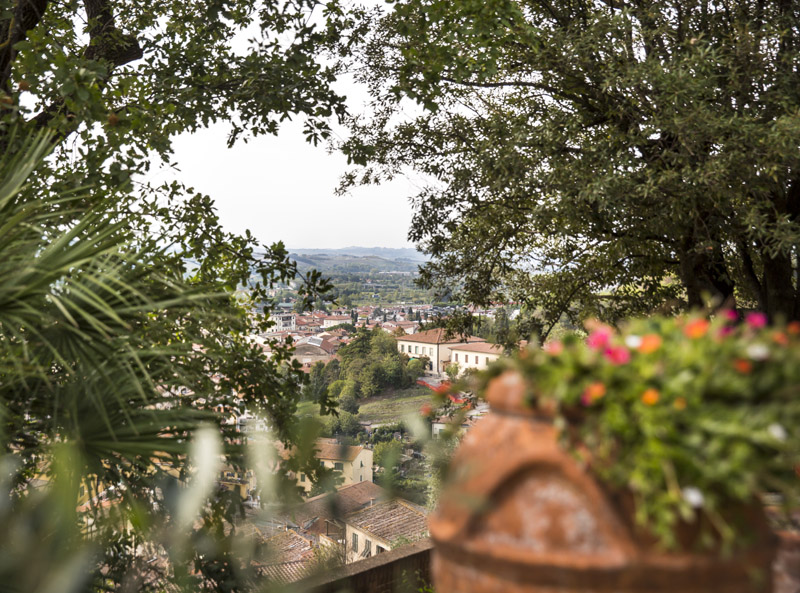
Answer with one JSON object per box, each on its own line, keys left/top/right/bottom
{"left": 147, "top": 113, "right": 418, "bottom": 251}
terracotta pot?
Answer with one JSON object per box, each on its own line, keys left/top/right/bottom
{"left": 429, "top": 371, "right": 777, "bottom": 593}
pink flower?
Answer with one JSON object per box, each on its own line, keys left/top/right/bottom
{"left": 718, "top": 326, "right": 735, "bottom": 338}
{"left": 722, "top": 309, "right": 738, "bottom": 322}
{"left": 543, "top": 340, "right": 564, "bottom": 355}
{"left": 745, "top": 312, "right": 768, "bottom": 329}
{"left": 587, "top": 327, "right": 612, "bottom": 350}
{"left": 603, "top": 345, "right": 631, "bottom": 365}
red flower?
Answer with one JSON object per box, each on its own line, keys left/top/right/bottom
{"left": 603, "top": 345, "right": 631, "bottom": 365}
{"left": 433, "top": 382, "right": 452, "bottom": 395}
{"left": 788, "top": 321, "right": 800, "bottom": 335}
{"left": 448, "top": 393, "right": 465, "bottom": 404}
{"left": 733, "top": 359, "right": 752, "bottom": 374}
{"left": 420, "top": 403, "right": 432, "bottom": 417}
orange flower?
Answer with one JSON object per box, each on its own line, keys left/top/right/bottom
{"left": 683, "top": 318, "right": 710, "bottom": 339}
{"left": 420, "top": 403, "right": 432, "bottom": 417}
{"left": 641, "top": 388, "right": 660, "bottom": 406}
{"left": 772, "top": 331, "right": 789, "bottom": 346}
{"left": 673, "top": 397, "right": 687, "bottom": 411}
{"left": 581, "top": 382, "right": 606, "bottom": 405}
{"left": 788, "top": 321, "right": 800, "bottom": 336}
{"left": 733, "top": 359, "right": 752, "bottom": 374}
{"left": 638, "top": 334, "right": 662, "bottom": 354}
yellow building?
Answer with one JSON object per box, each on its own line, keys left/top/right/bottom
{"left": 296, "top": 439, "right": 373, "bottom": 494}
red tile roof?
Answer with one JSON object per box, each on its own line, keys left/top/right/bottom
{"left": 315, "top": 441, "right": 364, "bottom": 462}
{"left": 448, "top": 342, "right": 504, "bottom": 355}
{"left": 257, "top": 530, "right": 316, "bottom": 584}
{"left": 395, "top": 328, "right": 485, "bottom": 345}
{"left": 282, "top": 482, "right": 388, "bottom": 536}
{"left": 345, "top": 499, "right": 428, "bottom": 543}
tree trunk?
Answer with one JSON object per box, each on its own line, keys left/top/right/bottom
{"left": 678, "top": 234, "right": 735, "bottom": 311}
{"left": 762, "top": 250, "right": 797, "bottom": 321}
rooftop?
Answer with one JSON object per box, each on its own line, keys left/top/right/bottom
{"left": 345, "top": 499, "right": 428, "bottom": 543}
{"left": 448, "top": 342, "right": 504, "bottom": 355}
{"left": 282, "top": 482, "right": 388, "bottom": 536}
{"left": 315, "top": 441, "right": 365, "bottom": 462}
{"left": 395, "top": 328, "right": 485, "bottom": 345}
{"left": 257, "top": 529, "right": 316, "bottom": 584}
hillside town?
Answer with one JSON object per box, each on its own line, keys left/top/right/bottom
{"left": 7, "top": 1, "right": 800, "bottom": 591}
{"left": 204, "top": 301, "right": 519, "bottom": 586}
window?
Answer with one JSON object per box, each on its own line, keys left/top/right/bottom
{"left": 486, "top": 357, "right": 490, "bottom": 365}
{"left": 376, "top": 546, "right": 386, "bottom": 554}
{"left": 334, "top": 462, "right": 344, "bottom": 471}
{"left": 360, "top": 460, "right": 364, "bottom": 467}
{"left": 454, "top": 353, "right": 458, "bottom": 362}
{"left": 364, "top": 540, "right": 372, "bottom": 556}
{"left": 429, "top": 347, "right": 433, "bottom": 356}
{"left": 352, "top": 533, "right": 358, "bottom": 552}
{"left": 299, "top": 473, "right": 306, "bottom": 483}
{"left": 415, "top": 346, "right": 419, "bottom": 354}
{"left": 400, "top": 344, "right": 404, "bottom": 352}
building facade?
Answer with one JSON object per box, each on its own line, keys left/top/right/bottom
{"left": 296, "top": 440, "right": 373, "bottom": 494}
{"left": 395, "top": 328, "right": 486, "bottom": 374}
{"left": 447, "top": 342, "right": 504, "bottom": 375}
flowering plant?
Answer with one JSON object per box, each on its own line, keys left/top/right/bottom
{"left": 488, "top": 312, "right": 800, "bottom": 549}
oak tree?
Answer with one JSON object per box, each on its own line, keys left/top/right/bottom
{"left": 343, "top": 0, "right": 800, "bottom": 337}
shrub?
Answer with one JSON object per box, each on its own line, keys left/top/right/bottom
{"left": 374, "top": 440, "right": 404, "bottom": 469}
{"left": 340, "top": 393, "right": 360, "bottom": 415}
{"left": 488, "top": 313, "right": 800, "bottom": 548}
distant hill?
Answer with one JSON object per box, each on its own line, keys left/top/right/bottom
{"left": 287, "top": 247, "right": 427, "bottom": 262}
{"left": 286, "top": 251, "right": 423, "bottom": 275}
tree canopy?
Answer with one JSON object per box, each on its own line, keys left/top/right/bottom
{"left": 343, "top": 0, "right": 800, "bottom": 336}
{"left": 0, "top": 0, "right": 360, "bottom": 589}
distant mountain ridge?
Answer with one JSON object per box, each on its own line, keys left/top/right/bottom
{"left": 282, "top": 247, "right": 426, "bottom": 275}
{"left": 287, "top": 246, "right": 427, "bottom": 262}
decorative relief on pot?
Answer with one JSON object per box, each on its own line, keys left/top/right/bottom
{"left": 473, "top": 470, "right": 615, "bottom": 557}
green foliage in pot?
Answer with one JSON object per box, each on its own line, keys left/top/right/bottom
{"left": 486, "top": 313, "right": 800, "bottom": 550}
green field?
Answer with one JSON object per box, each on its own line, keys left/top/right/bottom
{"left": 358, "top": 385, "right": 433, "bottom": 424}
{"left": 295, "top": 384, "right": 434, "bottom": 425}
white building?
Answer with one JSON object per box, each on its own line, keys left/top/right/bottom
{"left": 395, "top": 328, "right": 485, "bottom": 374}
{"left": 267, "top": 312, "right": 295, "bottom": 334}
{"left": 323, "top": 315, "right": 352, "bottom": 328}
{"left": 447, "top": 341, "right": 505, "bottom": 375}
